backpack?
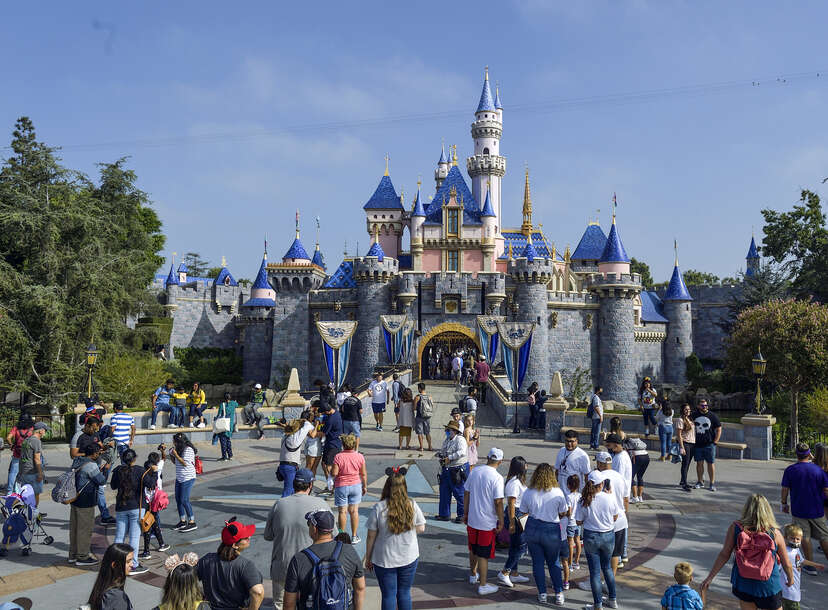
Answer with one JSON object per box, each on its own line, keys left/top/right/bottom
{"left": 733, "top": 521, "right": 777, "bottom": 581}
{"left": 458, "top": 397, "right": 469, "bottom": 412}
{"left": 586, "top": 396, "right": 596, "bottom": 419}
{"left": 149, "top": 488, "right": 170, "bottom": 512}
{"left": 417, "top": 395, "right": 434, "bottom": 419}
{"left": 303, "top": 541, "right": 350, "bottom": 610}
{"left": 625, "top": 437, "right": 647, "bottom": 451}
{"left": 51, "top": 466, "right": 90, "bottom": 504}
{"left": 394, "top": 380, "right": 406, "bottom": 398}
{"left": 12, "top": 427, "right": 33, "bottom": 457}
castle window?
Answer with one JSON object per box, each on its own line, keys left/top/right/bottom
{"left": 447, "top": 209, "right": 459, "bottom": 236}
{"left": 447, "top": 250, "right": 459, "bottom": 271}
{"left": 483, "top": 147, "right": 490, "bottom": 155}
{"left": 686, "top": 304, "right": 690, "bottom": 311}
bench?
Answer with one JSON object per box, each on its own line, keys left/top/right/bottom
{"left": 616, "top": 433, "right": 747, "bottom": 459}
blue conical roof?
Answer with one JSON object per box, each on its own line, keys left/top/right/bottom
{"left": 252, "top": 257, "right": 271, "bottom": 289}
{"left": 476, "top": 73, "right": 496, "bottom": 113}
{"left": 438, "top": 144, "right": 448, "bottom": 165}
{"left": 572, "top": 224, "right": 607, "bottom": 260}
{"left": 412, "top": 186, "right": 426, "bottom": 217}
{"left": 522, "top": 241, "right": 537, "bottom": 262}
{"left": 366, "top": 240, "right": 384, "bottom": 262}
{"left": 165, "top": 263, "right": 178, "bottom": 287}
{"left": 746, "top": 236, "right": 759, "bottom": 259}
{"left": 664, "top": 265, "right": 693, "bottom": 301}
{"left": 177, "top": 262, "right": 188, "bottom": 273}
{"left": 312, "top": 247, "right": 326, "bottom": 270}
{"left": 599, "top": 221, "right": 630, "bottom": 263}
{"left": 213, "top": 267, "right": 238, "bottom": 286}
{"left": 481, "top": 187, "right": 495, "bottom": 217}
{"left": 494, "top": 86, "right": 502, "bottom": 110}
{"left": 284, "top": 238, "right": 310, "bottom": 260}
{"left": 363, "top": 175, "right": 403, "bottom": 210}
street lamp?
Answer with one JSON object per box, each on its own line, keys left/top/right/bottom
{"left": 85, "top": 342, "right": 100, "bottom": 400}
{"left": 751, "top": 345, "right": 767, "bottom": 414}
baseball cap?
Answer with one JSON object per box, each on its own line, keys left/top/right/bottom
{"left": 450, "top": 407, "right": 461, "bottom": 416}
{"left": 221, "top": 517, "right": 256, "bottom": 545}
{"left": 588, "top": 470, "right": 608, "bottom": 486}
{"left": 254, "top": 383, "right": 262, "bottom": 389}
{"left": 487, "top": 447, "right": 504, "bottom": 461}
{"left": 295, "top": 468, "right": 315, "bottom": 484}
{"left": 305, "top": 510, "right": 335, "bottom": 532}
{"left": 595, "top": 451, "right": 613, "bottom": 464}
{"left": 33, "top": 422, "right": 48, "bottom": 431}
{"left": 604, "top": 433, "right": 622, "bottom": 445}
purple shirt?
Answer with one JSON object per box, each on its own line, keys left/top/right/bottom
{"left": 781, "top": 461, "right": 828, "bottom": 519}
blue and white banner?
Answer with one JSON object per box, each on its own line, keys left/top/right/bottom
{"left": 476, "top": 315, "right": 504, "bottom": 364}
{"left": 497, "top": 321, "right": 535, "bottom": 396}
{"left": 316, "top": 321, "right": 358, "bottom": 391}
{"left": 380, "top": 314, "right": 409, "bottom": 364}
{"left": 401, "top": 319, "right": 416, "bottom": 364}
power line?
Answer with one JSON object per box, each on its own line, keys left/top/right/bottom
{"left": 2, "top": 69, "right": 824, "bottom": 153}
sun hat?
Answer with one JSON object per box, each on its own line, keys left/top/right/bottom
{"left": 221, "top": 517, "right": 256, "bottom": 545}
{"left": 445, "top": 420, "right": 461, "bottom": 433}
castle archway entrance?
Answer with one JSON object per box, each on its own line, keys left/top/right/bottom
{"left": 418, "top": 322, "right": 480, "bottom": 380}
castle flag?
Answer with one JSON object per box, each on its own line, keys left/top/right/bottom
{"left": 476, "top": 315, "right": 505, "bottom": 364}
{"left": 316, "top": 321, "right": 358, "bottom": 391}
{"left": 497, "top": 321, "right": 535, "bottom": 396}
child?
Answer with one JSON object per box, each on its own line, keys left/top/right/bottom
{"left": 139, "top": 449, "right": 170, "bottom": 558}
{"left": 781, "top": 523, "right": 825, "bottom": 610}
{"left": 463, "top": 414, "right": 479, "bottom": 468}
{"left": 171, "top": 386, "right": 188, "bottom": 428}
{"left": 661, "top": 562, "right": 703, "bottom": 610}
{"left": 561, "top": 474, "right": 582, "bottom": 589}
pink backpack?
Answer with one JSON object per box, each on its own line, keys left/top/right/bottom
{"left": 734, "top": 521, "right": 777, "bottom": 580}
{"left": 150, "top": 488, "right": 170, "bottom": 512}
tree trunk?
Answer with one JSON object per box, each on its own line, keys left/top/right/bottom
{"left": 790, "top": 389, "right": 800, "bottom": 451}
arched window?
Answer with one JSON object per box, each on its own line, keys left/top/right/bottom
{"left": 483, "top": 147, "right": 490, "bottom": 155}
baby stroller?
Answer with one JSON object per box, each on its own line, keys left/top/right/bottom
{"left": 0, "top": 485, "right": 53, "bottom": 556}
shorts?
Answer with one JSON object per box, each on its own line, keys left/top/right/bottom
{"left": 414, "top": 417, "right": 431, "bottom": 436}
{"left": 372, "top": 402, "right": 386, "bottom": 414}
{"left": 398, "top": 426, "right": 412, "bottom": 438}
{"left": 731, "top": 587, "right": 783, "bottom": 609}
{"left": 306, "top": 437, "right": 323, "bottom": 458}
{"left": 612, "top": 528, "right": 627, "bottom": 558}
{"left": 566, "top": 523, "right": 581, "bottom": 539}
{"left": 694, "top": 445, "right": 716, "bottom": 463}
{"left": 18, "top": 473, "right": 43, "bottom": 495}
{"left": 467, "top": 526, "right": 496, "bottom": 559}
{"left": 334, "top": 483, "right": 362, "bottom": 507}
{"left": 322, "top": 445, "right": 340, "bottom": 466}
{"left": 343, "top": 420, "right": 361, "bottom": 438}
{"left": 792, "top": 515, "right": 828, "bottom": 541}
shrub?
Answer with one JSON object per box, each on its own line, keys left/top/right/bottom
{"left": 96, "top": 353, "right": 168, "bottom": 409}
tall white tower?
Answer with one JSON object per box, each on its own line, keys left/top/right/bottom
{"left": 467, "top": 67, "right": 506, "bottom": 233}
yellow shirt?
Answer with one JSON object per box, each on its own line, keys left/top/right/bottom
{"left": 188, "top": 389, "right": 206, "bottom": 406}
{"left": 172, "top": 391, "right": 189, "bottom": 408}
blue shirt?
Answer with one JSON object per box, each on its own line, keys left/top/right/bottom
{"left": 322, "top": 411, "right": 343, "bottom": 450}
{"left": 153, "top": 385, "right": 173, "bottom": 406}
{"left": 660, "top": 584, "right": 703, "bottom": 610}
{"left": 781, "top": 461, "right": 828, "bottom": 519}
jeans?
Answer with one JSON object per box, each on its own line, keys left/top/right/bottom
{"left": 680, "top": 442, "right": 695, "bottom": 486}
{"left": 641, "top": 408, "right": 657, "bottom": 431}
{"left": 583, "top": 529, "right": 616, "bottom": 606}
{"left": 528, "top": 403, "right": 541, "bottom": 429}
{"left": 374, "top": 559, "right": 418, "bottom": 610}
{"left": 243, "top": 403, "right": 265, "bottom": 432}
{"left": 188, "top": 404, "right": 206, "bottom": 420}
{"left": 6, "top": 457, "right": 19, "bottom": 491}
{"left": 524, "top": 517, "right": 564, "bottom": 595}
{"left": 503, "top": 513, "right": 527, "bottom": 572}
{"left": 169, "top": 405, "right": 185, "bottom": 427}
{"left": 150, "top": 403, "right": 172, "bottom": 426}
{"left": 175, "top": 478, "right": 195, "bottom": 521}
{"left": 278, "top": 463, "right": 297, "bottom": 497}
{"left": 114, "top": 508, "right": 140, "bottom": 567}
{"left": 141, "top": 508, "right": 164, "bottom": 551}
{"left": 438, "top": 463, "right": 468, "bottom": 518}
{"left": 218, "top": 434, "right": 233, "bottom": 458}
{"left": 590, "top": 418, "right": 602, "bottom": 449}
{"left": 658, "top": 424, "right": 673, "bottom": 457}
{"left": 97, "top": 484, "right": 112, "bottom": 519}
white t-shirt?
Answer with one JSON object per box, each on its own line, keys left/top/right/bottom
{"left": 781, "top": 546, "right": 803, "bottom": 602}
{"left": 280, "top": 421, "right": 314, "bottom": 463}
{"left": 144, "top": 459, "right": 165, "bottom": 503}
{"left": 465, "top": 464, "right": 505, "bottom": 530}
{"left": 504, "top": 477, "right": 527, "bottom": 511}
{"left": 452, "top": 356, "right": 463, "bottom": 372}
{"left": 336, "top": 391, "right": 350, "bottom": 407}
{"left": 574, "top": 491, "right": 620, "bottom": 533}
{"left": 555, "top": 446, "right": 591, "bottom": 491}
{"left": 611, "top": 450, "right": 633, "bottom": 496}
{"left": 366, "top": 499, "right": 426, "bottom": 569}
{"left": 561, "top": 490, "right": 582, "bottom": 538}
{"left": 464, "top": 397, "right": 478, "bottom": 412}
{"left": 520, "top": 487, "right": 568, "bottom": 523}
{"left": 590, "top": 394, "right": 603, "bottom": 420}
{"left": 598, "top": 468, "right": 629, "bottom": 532}
{"left": 369, "top": 380, "right": 388, "bottom": 404}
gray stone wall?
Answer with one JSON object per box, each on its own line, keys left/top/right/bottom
{"left": 547, "top": 295, "right": 600, "bottom": 390}
{"left": 269, "top": 291, "right": 312, "bottom": 388}
{"left": 168, "top": 283, "right": 242, "bottom": 350}
{"left": 634, "top": 335, "right": 664, "bottom": 384}
{"left": 238, "top": 316, "right": 272, "bottom": 384}
{"left": 664, "top": 301, "right": 693, "bottom": 383}
{"left": 598, "top": 295, "right": 638, "bottom": 406}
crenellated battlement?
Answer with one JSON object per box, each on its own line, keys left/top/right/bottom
{"left": 467, "top": 154, "right": 506, "bottom": 178}
{"left": 508, "top": 256, "right": 556, "bottom": 282}
{"left": 353, "top": 256, "right": 398, "bottom": 282}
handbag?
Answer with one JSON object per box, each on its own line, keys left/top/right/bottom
{"left": 194, "top": 456, "right": 203, "bottom": 475}
{"left": 150, "top": 488, "right": 169, "bottom": 512}
{"left": 213, "top": 417, "right": 231, "bottom": 433}
{"left": 139, "top": 471, "right": 155, "bottom": 533}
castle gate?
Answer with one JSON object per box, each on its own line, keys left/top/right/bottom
{"left": 417, "top": 322, "right": 480, "bottom": 380}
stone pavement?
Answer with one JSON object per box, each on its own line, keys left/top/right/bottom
{"left": 1, "top": 382, "right": 826, "bottom": 609}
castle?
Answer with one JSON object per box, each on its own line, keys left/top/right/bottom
{"left": 154, "top": 69, "right": 759, "bottom": 406}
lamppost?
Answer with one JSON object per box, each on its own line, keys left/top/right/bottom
{"left": 751, "top": 345, "right": 767, "bottom": 415}
{"left": 85, "top": 342, "right": 100, "bottom": 401}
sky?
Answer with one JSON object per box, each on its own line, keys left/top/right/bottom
{"left": 2, "top": 1, "right": 828, "bottom": 282}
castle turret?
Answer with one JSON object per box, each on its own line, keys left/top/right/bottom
{"left": 164, "top": 263, "right": 178, "bottom": 311}
{"left": 177, "top": 263, "right": 188, "bottom": 284}
{"left": 481, "top": 184, "right": 497, "bottom": 271}
{"left": 243, "top": 252, "right": 276, "bottom": 308}
{"left": 434, "top": 143, "right": 449, "bottom": 190}
{"left": 467, "top": 67, "right": 505, "bottom": 232}
{"left": 598, "top": 203, "right": 630, "bottom": 276}
{"left": 410, "top": 181, "right": 427, "bottom": 271}
{"left": 746, "top": 235, "right": 760, "bottom": 276}
{"left": 363, "top": 158, "right": 404, "bottom": 259}
{"left": 663, "top": 243, "right": 693, "bottom": 385}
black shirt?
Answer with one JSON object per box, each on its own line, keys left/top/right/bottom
{"left": 284, "top": 540, "right": 364, "bottom": 608}
{"left": 692, "top": 410, "right": 722, "bottom": 448}
{"left": 110, "top": 465, "right": 155, "bottom": 511}
{"left": 341, "top": 397, "right": 362, "bottom": 422}
{"left": 196, "top": 552, "right": 263, "bottom": 610}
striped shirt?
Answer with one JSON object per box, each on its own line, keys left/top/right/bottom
{"left": 110, "top": 412, "right": 135, "bottom": 444}
{"left": 175, "top": 447, "right": 196, "bottom": 482}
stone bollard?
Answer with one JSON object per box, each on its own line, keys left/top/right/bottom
{"left": 280, "top": 368, "right": 308, "bottom": 420}
{"left": 740, "top": 414, "right": 776, "bottom": 460}
{"left": 544, "top": 372, "right": 568, "bottom": 442}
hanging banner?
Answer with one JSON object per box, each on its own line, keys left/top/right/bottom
{"left": 380, "top": 314, "right": 408, "bottom": 364}
{"left": 497, "top": 321, "right": 535, "bottom": 396}
{"left": 476, "top": 315, "right": 504, "bottom": 364}
{"left": 401, "top": 319, "right": 416, "bottom": 364}
{"left": 316, "top": 321, "right": 358, "bottom": 390}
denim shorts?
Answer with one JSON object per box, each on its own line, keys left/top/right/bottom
{"left": 694, "top": 444, "right": 716, "bottom": 463}
{"left": 334, "top": 483, "right": 362, "bottom": 507}
{"left": 343, "top": 420, "right": 361, "bottom": 437}
{"left": 566, "top": 523, "right": 581, "bottom": 539}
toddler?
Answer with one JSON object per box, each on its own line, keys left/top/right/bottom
{"left": 781, "top": 523, "right": 824, "bottom": 610}
{"left": 660, "top": 562, "right": 703, "bottom": 610}
{"left": 560, "top": 474, "right": 582, "bottom": 590}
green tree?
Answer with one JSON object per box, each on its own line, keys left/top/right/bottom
{"left": 726, "top": 299, "right": 828, "bottom": 449}
{"left": 0, "top": 117, "right": 164, "bottom": 405}
{"left": 180, "top": 252, "right": 210, "bottom": 277}
{"left": 685, "top": 353, "right": 704, "bottom": 387}
{"left": 728, "top": 263, "right": 790, "bottom": 317}
{"left": 761, "top": 189, "right": 828, "bottom": 302}
{"left": 96, "top": 353, "right": 168, "bottom": 409}
{"left": 683, "top": 269, "right": 720, "bottom": 286}
{"left": 630, "top": 258, "right": 654, "bottom": 289}
{"left": 206, "top": 266, "right": 223, "bottom": 279}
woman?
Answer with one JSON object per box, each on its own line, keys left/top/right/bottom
{"left": 638, "top": 377, "right": 658, "bottom": 437}
{"left": 700, "top": 494, "right": 793, "bottom": 610}
{"left": 187, "top": 382, "right": 207, "bottom": 428}
{"left": 608, "top": 417, "right": 626, "bottom": 443}
{"left": 498, "top": 456, "right": 530, "bottom": 588}
{"left": 527, "top": 382, "right": 541, "bottom": 430}
{"left": 277, "top": 412, "right": 317, "bottom": 497}
{"left": 140, "top": 450, "right": 170, "bottom": 559}
{"left": 655, "top": 402, "right": 674, "bottom": 461}
{"left": 88, "top": 543, "right": 134, "bottom": 610}
{"left": 397, "top": 388, "right": 415, "bottom": 450}
{"left": 111, "top": 449, "right": 151, "bottom": 575}
{"left": 153, "top": 553, "right": 209, "bottom": 610}
{"left": 214, "top": 392, "right": 237, "bottom": 461}
{"left": 305, "top": 403, "right": 324, "bottom": 478}
{"left": 196, "top": 518, "right": 264, "bottom": 610}
{"left": 171, "top": 433, "right": 198, "bottom": 532}
{"left": 365, "top": 467, "right": 426, "bottom": 610}
{"left": 575, "top": 471, "right": 621, "bottom": 610}
{"left": 5, "top": 417, "right": 33, "bottom": 493}
{"left": 332, "top": 434, "right": 367, "bottom": 543}
{"left": 521, "top": 463, "right": 569, "bottom": 605}
{"left": 815, "top": 443, "right": 828, "bottom": 518}
{"left": 463, "top": 414, "right": 479, "bottom": 468}
{"left": 675, "top": 404, "right": 695, "bottom": 492}
{"left": 626, "top": 435, "right": 650, "bottom": 504}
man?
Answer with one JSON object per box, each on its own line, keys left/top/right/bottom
{"left": 109, "top": 401, "right": 135, "bottom": 456}
{"left": 68, "top": 417, "right": 115, "bottom": 525}
{"left": 451, "top": 352, "right": 464, "bottom": 388}
{"left": 188, "top": 381, "right": 208, "bottom": 428}
{"left": 391, "top": 373, "right": 404, "bottom": 432}
{"left": 781, "top": 442, "right": 828, "bottom": 573}
{"left": 368, "top": 372, "right": 389, "bottom": 431}
{"left": 264, "top": 469, "right": 329, "bottom": 609}
{"left": 450, "top": 408, "right": 466, "bottom": 434}
{"left": 413, "top": 382, "right": 434, "bottom": 452}
{"left": 245, "top": 383, "right": 269, "bottom": 440}
{"left": 320, "top": 402, "right": 343, "bottom": 494}
{"left": 474, "top": 355, "right": 490, "bottom": 405}
{"left": 283, "top": 510, "right": 366, "bottom": 610}
{"left": 463, "top": 447, "right": 505, "bottom": 596}
{"left": 595, "top": 451, "right": 630, "bottom": 576}
{"left": 17, "top": 422, "right": 47, "bottom": 506}
{"left": 68, "top": 443, "right": 107, "bottom": 566}
{"left": 555, "top": 430, "right": 591, "bottom": 491}
{"left": 150, "top": 378, "right": 175, "bottom": 430}
{"left": 340, "top": 391, "right": 363, "bottom": 452}
{"left": 588, "top": 386, "right": 604, "bottom": 450}
{"left": 197, "top": 519, "right": 264, "bottom": 610}
{"left": 436, "top": 420, "right": 468, "bottom": 523}
{"left": 462, "top": 387, "right": 479, "bottom": 414}
{"left": 692, "top": 398, "right": 722, "bottom": 491}
{"left": 605, "top": 432, "right": 632, "bottom": 567}
{"left": 277, "top": 416, "right": 318, "bottom": 497}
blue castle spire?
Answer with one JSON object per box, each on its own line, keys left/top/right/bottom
{"left": 476, "top": 67, "right": 496, "bottom": 113}
{"left": 412, "top": 183, "right": 426, "bottom": 217}
{"left": 481, "top": 185, "right": 495, "bottom": 217}
{"left": 252, "top": 255, "right": 270, "bottom": 289}
{"left": 599, "top": 218, "right": 630, "bottom": 263}
{"left": 438, "top": 144, "right": 448, "bottom": 165}
{"left": 312, "top": 246, "right": 326, "bottom": 270}
{"left": 366, "top": 226, "right": 385, "bottom": 262}
{"left": 522, "top": 240, "right": 537, "bottom": 262}
{"left": 746, "top": 235, "right": 760, "bottom": 277}
{"left": 494, "top": 83, "right": 502, "bottom": 110}
{"left": 165, "top": 263, "right": 178, "bottom": 287}
{"left": 664, "top": 244, "right": 693, "bottom": 301}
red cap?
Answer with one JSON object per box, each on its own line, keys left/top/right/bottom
{"left": 221, "top": 517, "right": 256, "bottom": 545}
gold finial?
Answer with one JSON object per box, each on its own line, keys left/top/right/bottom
{"left": 451, "top": 145, "right": 458, "bottom": 166}
{"left": 221, "top": 255, "right": 226, "bottom": 267}
{"left": 564, "top": 245, "right": 571, "bottom": 261}
{"left": 508, "top": 243, "right": 513, "bottom": 260}
{"left": 521, "top": 166, "right": 533, "bottom": 235}
{"left": 611, "top": 193, "right": 617, "bottom": 224}
{"left": 373, "top": 224, "right": 379, "bottom": 242}
{"left": 485, "top": 66, "right": 489, "bottom": 81}
{"left": 400, "top": 186, "right": 404, "bottom": 206}
{"left": 295, "top": 209, "right": 300, "bottom": 239}
{"left": 588, "top": 208, "right": 601, "bottom": 226}
{"left": 417, "top": 175, "right": 422, "bottom": 188}
{"left": 344, "top": 239, "right": 348, "bottom": 257}
{"left": 172, "top": 251, "right": 177, "bottom": 263}
{"left": 384, "top": 154, "right": 390, "bottom": 176}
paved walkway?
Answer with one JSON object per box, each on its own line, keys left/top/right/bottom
{"left": 1, "top": 382, "right": 826, "bottom": 609}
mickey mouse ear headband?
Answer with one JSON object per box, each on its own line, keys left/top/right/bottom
{"left": 385, "top": 466, "right": 408, "bottom": 477}
{"left": 164, "top": 552, "right": 199, "bottom": 572}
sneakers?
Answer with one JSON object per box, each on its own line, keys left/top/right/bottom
{"left": 571, "top": 562, "right": 581, "bottom": 570}
{"left": 469, "top": 574, "right": 479, "bottom": 585}
{"left": 630, "top": 496, "right": 639, "bottom": 504}
{"left": 138, "top": 550, "right": 152, "bottom": 560}
{"left": 803, "top": 565, "right": 819, "bottom": 576}
{"left": 197, "top": 422, "right": 206, "bottom": 428}
{"left": 563, "top": 580, "right": 570, "bottom": 590}
{"left": 101, "top": 516, "right": 116, "bottom": 525}
{"left": 217, "top": 457, "right": 227, "bottom": 462}
{"left": 434, "top": 516, "right": 450, "bottom": 521}
{"left": 76, "top": 555, "right": 99, "bottom": 566}
{"left": 157, "top": 544, "right": 171, "bottom": 552}
{"left": 452, "top": 516, "right": 464, "bottom": 524}
{"left": 393, "top": 426, "right": 400, "bottom": 432}
{"left": 538, "top": 593, "right": 548, "bottom": 604}
{"left": 606, "top": 599, "right": 618, "bottom": 609}
{"left": 694, "top": 482, "right": 704, "bottom": 489}
{"left": 68, "top": 557, "right": 77, "bottom": 564}
{"left": 174, "top": 521, "right": 187, "bottom": 530}
{"left": 554, "top": 592, "right": 565, "bottom": 605}
{"left": 150, "top": 424, "right": 156, "bottom": 430}
{"left": 477, "top": 583, "right": 498, "bottom": 595}
{"left": 709, "top": 484, "right": 717, "bottom": 492}
{"left": 189, "top": 422, "right": 195, "bottom": 428}
{"left": 682, "top": 484, "right": 693, "bottom": 492}
{"left": 378, "top": 425, "right": 383, "bottom": 431}
{"left": 351, "top": 535, "right": 361, "bottom": 544}
{"left": 130, "top": 563, "right": 148, "bottom": 575}
{"left": 497, "top": 572, "right": 513, "bottom": 587}
{"left": 180, "top": 522, "right": 198, "bottom": 532}
{"left": 510, "top": 574, "right": 530, "bottom": 583}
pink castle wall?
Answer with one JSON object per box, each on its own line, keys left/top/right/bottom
{"left": 422, "top": 249, "right": 442, "bottom": 272}
{"left": 379, "top": 233, "right": 399, "bottom": 259}
{"left": 598, "top": 262, "right": 630, "bottom": 276}
{"left": 462, "top": 250, "right": 483, "bottom": 272}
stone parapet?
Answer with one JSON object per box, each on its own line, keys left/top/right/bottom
{"left": 740, "top": 414, "right": 776, "bottom": 460}
{"left": 466, "top": 154, "right": 506, "bottom": 178}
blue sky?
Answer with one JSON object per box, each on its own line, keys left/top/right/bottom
{"left": 3, "top": 1, "right": 827, "bottom": 282}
